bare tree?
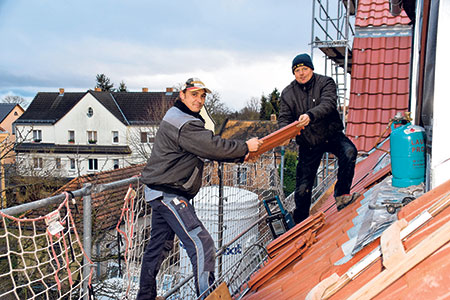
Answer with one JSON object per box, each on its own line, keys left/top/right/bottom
{"left": 204, "top": 91, "right": 232, "bottom": 128}
{"left": 1, "top": 95, "right": 28, "bottom": 108}
{"left": 238, "top": 97, "right": 260, "bottom": 120}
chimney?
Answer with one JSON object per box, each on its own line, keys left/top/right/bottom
{"left": 94, "top": 87, "right": 101, "bottom": 92}
{"left": 270, "top": 114, "right": 277, "bottom": 122}
{"left": 166, "top": 87, "right": 174, "bottom": 93}
{"left": 142, "top": 87, "right": 148, "bottom": 92}
{"left": 59, "top": 88, "right": 64, "bottom": 95}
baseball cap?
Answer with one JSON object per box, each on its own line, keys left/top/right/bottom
{"left": 182, "top": 78, "right": 211, "bottom": 93}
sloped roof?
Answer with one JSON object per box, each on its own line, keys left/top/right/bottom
{"left": 15, "top": 90, "right": 178, "bottom": 126}
{"left": 220, "top": 119, "right": 297, "bottom": 153}
{"left": 346, "top": 0, "right": 412, "bottom": 152}
{"left": 0, "top": 103, "right": 19, "bottom": 123}
{"left": 55, "top": 164, "right": 145, "bottom": 232}
{"left": 241, "top": 138, "right": 450, "bottom": 299}
{"left": 113, "top": 91, "right": 177, "bottom": 125}
{"left": 355, "top": 0, "right": 411, "bottom": 27}
{"left": 220, "top": 119, "right": 279, "bottom": 140}
{"left": 17, "top": 92, "right": 86, "bottom": 124}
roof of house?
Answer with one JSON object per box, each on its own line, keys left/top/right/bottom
{"left": 0, "top": 103, "right": 20, "bottom": 124}
{"left": 220, "top": 119, "right": 279, "bottom": 140}
{"left": 241, "top": 138, "right": 450, "bottom": 299}
{"left": 220, "top": 119, "right": 297, "bottom": 153}
{"left": 346, "top": 0, "right": 412, "bottom": 153}
{"left": 355, "top": 0, "right": 411, "bottom": 27}
{"left": 15, "top": 90, "right": 178, "bottom": 126}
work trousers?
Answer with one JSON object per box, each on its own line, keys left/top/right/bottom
{"left": 293, "top": 132, "right": 357, "bottom": 224}
{"left": 137, "top": 188, "right": 215, "bottom": 300}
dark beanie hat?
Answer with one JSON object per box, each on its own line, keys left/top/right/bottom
{"left": 292, "top": 53, "right": 314, "bottom": 73}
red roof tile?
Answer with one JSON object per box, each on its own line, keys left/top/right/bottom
{"left": 356, "top": 0, "right": 411, "bottom": 27}
{"left": 346, "top": 35, "right": 412, "bottom": 152}
{"left": 346, "top": 0, "right": 413, "bottom": 153}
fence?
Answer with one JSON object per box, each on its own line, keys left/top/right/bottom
{"left": 0, "top": 153, "right": 288, "bottom": 300}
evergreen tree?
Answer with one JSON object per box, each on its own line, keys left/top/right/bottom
{"left": 259, "top": 94, "right": 269, "bottom": 120}
{"left": 279, "top": 149, "right": 297, "bottom": 197}
{"left": 95, "top": 74, "right": 114, "bottom": 91}
{"left": 118, "top": 80, "right": 127, "bottom": 92}
{"left": 259, "top": 88, "right": 280, "bottom": 120}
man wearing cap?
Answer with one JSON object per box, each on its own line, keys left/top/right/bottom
{"left": 278, "top": 53, "right": 358, "bottom": 224}
{"left": 137, "top": 78, "right": 262, "bottom": 300}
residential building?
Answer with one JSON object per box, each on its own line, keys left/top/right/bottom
{"left": 0, "top": 103, "right": 25, "bottom": 165}
{"left": 13, "top": 88, "right": 214, "bottom": 178}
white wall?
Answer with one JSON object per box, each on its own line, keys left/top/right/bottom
{"left": 56, "top": 93, "right": 127, "bottom": 145}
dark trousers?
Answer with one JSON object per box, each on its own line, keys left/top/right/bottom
{"left": 137, "top": 190, "right": 215, "bottom": 300}
{"left": 293, "top": 132, "right": 357, "bottom": 224}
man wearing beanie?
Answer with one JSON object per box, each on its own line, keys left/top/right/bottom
{"left": 278, "top": 53, "right": 359, "bottom": 224}
{"left": 138, "top": 78, "right": 262, "bottom": 300}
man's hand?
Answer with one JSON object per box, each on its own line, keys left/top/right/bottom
{"left": 298, "top": 114, "right": 311, "bottom": 127}
{"left": 246, "top": 137, "right": 263, "bottom": 152}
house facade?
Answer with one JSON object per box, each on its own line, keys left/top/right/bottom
{"left": 0, "top": 103, "right": 25, "bottom": 165}
{"left": 14, "top": 88, "right": 215, "bottom": 178}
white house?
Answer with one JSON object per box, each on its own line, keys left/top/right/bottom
{"left": 14, "top": 88, "right": 215, "bottom": 178}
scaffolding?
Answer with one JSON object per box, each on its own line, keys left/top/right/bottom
{"left": 310, "top": 0, "right": 356, "bottom": 129}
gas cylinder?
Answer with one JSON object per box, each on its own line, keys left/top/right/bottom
{"left": 390, "top": 115, "right": 425, "bottom": 187}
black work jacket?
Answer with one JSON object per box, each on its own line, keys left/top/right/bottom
{"left": 278, "top": 73, "right": 343, "bottom": 148}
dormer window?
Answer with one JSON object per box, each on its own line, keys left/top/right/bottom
{"left": 33, "top": 130, "right": 42, "bottom": 142}
{"left": 87, "top": 107, "right": 94, "bottom": 117}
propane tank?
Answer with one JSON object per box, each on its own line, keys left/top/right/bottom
{"left": 390, "top": 112, "right": 425, "bottom": 187}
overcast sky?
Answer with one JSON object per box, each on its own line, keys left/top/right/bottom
{"left": 0, "top": 0, "right": 315, "bottom": 110}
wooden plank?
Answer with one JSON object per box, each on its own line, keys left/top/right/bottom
{"left": 347, "top": 219, "right": 450, "bottom": 300}
{"left": 380, "top": 218, "right": 407, "bottom": 270}
{"left": 305, "top": 273, "right": 339, "bottom": 300}
{"left": 205, "top": 282, "right": 232, "bottom": 300}
{"left": 245, "top": 121, "right": 302, "bottom": 161}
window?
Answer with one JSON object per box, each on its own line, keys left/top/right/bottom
{"left": 140, "top": 132, "right": 148, "bottom": 143}
{"left": 33, "top": 157, "right": 43, "bottom": 169}
{"left": 68, "top": 130, "right": 75, "bottom": 143}
{"left": 55, "top": 158, "right": 61, "bottom": 169}
{"left": 112, "top": 131, "right": 119, "bottom": 143}
{"left": 236, "top": 166, "right": 248, "bottom": 185}
{"left": 88, "top": 159, "right": 98, "bottom": 171}
{"left": 33, "top": 130, "right": 42, "bottom": 142}
{"left": 113, "top": 159, "right": 119, "bottom": 169}
{"left": 70, "top": 158, "right": 76, "bottom": 170}
{"left": 87, "top": 131, "right": 97, "bottom": 144}
{"left": 140, "top": 132, "right": 155, "bottom": 143}
{"left": 87, "top": 107, "right": 94, "bottom": 117}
